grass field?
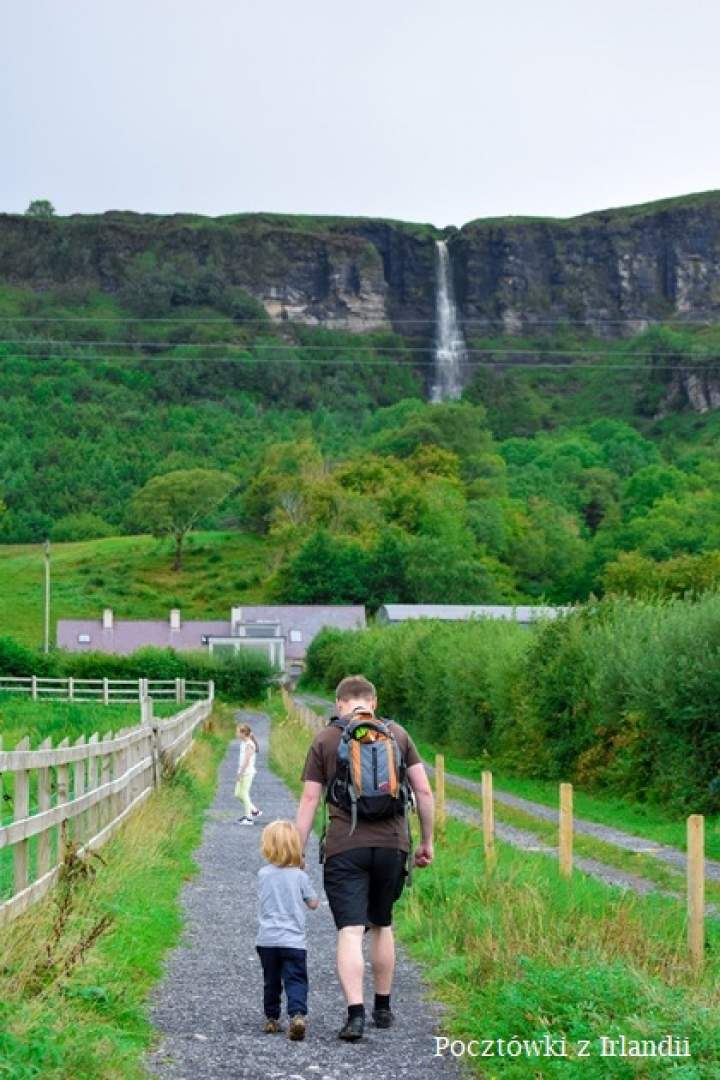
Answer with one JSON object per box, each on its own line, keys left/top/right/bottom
{"left": 0, "top": 704, "right": 234, "bottom": 1080}
{"left": 269, "top": 694, "right": 720, "bottom": 1078}
{"left": 0, "top": 695, "right": 180, "bottom": 752}
{"left": 0, "top": 530, "right": 272, "bottom": 648}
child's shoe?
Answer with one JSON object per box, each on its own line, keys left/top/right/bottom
{"left": 238, "top": 817, "right": 254, "bottom": 826}
{"left": 288, "top": 1015, "right": 306, "bottom": 1041}
{"left": 251, "top": 808, "right": 263, "bottom": 818}
{"left": 264, "top": 1018, "right": 281, "bottom": 1034}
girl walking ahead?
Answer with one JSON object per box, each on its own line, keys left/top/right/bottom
{"left": 235, "top": 723, "right": 262, "bottom": 825}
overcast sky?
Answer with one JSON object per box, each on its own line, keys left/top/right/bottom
{"left": 3, "top": 0, "right": 720, "bottom": 226}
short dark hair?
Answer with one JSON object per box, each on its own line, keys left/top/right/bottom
{"left": 335, "top": 674, "right": 376, "bottom": 702}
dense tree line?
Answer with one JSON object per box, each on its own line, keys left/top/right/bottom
{"left": 4, "top": 285, "right": 720, "bottom": 604}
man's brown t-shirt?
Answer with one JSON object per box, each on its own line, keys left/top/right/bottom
{"left": 301, "top": 719, "right": 422, "bottom": 859}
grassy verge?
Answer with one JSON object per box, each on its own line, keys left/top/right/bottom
{"left": 446, "top": 780, "right": 720, "bottom": 909}
{"left": 397, "top": 817, "right": 720, "bottom": 1078}
{"left": 270, "top": 691, "right": 720, "bottom": 1076}
{"left": 0, "top": 703, "right": 235, "bottom": 1080}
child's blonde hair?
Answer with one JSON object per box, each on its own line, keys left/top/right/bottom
{"left": 261, "top": 820, "right": 303, "bottom": 868}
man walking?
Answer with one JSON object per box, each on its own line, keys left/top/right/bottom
{"left": 295, "top": 674, "right": 434, "bottom": 1041}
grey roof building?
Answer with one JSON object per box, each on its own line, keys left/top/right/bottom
{"left": 376, "top": 604, "right": 570, "bottom": 625}
{"left": 57, "top": 605, "right": 366, "bottom": 672}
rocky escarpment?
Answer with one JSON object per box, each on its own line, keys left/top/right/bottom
{"left": 3, "top": 192, "right": 720, "bottom": 342}
{"left": 0, "top": 211, "right": 437, "bottom": 333}
{"left": 452, "top": 192, "right": 720, "bottom": 336}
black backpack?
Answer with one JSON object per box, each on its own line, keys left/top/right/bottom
{"left": 325, "top": 709, "right": 412, "bottom": 836}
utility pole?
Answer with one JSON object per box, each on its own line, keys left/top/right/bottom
{"left": 43, "top": 538, "right": 51, "bottom": 654}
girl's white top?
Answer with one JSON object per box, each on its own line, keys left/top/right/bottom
{"left": 238, "top": 738, "right": 257, "bottom": 777}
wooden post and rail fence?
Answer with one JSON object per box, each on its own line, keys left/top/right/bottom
{"left": 0, "top": 681, "right": 215, "bottom": 927}
{"left": 0, "top": 675, "right": 209, "bottom": 704}
{"left": 280, "top": 691, "right": 708, "bottom": 972}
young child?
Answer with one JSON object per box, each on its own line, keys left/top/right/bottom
{"left": 256, "top": 820, "right": 319, "bottom": 1040}
{"left": 235, "top": 723, "right": 262, "bottom": 825}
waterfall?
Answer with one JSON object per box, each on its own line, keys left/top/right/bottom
{"left": 430, "top": 239, "right": 466, "bottom": 402}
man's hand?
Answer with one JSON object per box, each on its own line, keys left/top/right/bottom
{"left": 413, "top": 842, "right": 434, "bottom": 868}
{"left": 296, "top": 780, "right": 323, "bottom": 851}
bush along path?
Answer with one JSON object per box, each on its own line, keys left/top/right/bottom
{"left": 146, "top": 711, "right": 459, "bottom": 1080}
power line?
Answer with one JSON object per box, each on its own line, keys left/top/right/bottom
{"left": 2, "top": 340, "right": 720, "bottom": 359}
{"left": 0, "top": 351, "right": 715, "bottom": 370}
{"left": 1, "top": 314, "right": 720, "bottom": 326}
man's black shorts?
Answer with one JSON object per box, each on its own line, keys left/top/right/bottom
{"left": 323, "top": 847, "right": 408, "bottom": 930}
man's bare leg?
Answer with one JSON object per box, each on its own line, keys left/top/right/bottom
{"left": 336, "top": 925, "right": 365, "bottom": 1004}
{"left": 368, "top": 924, "right": 395, "bottom": 995}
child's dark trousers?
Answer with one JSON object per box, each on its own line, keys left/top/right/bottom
{"left": 256, "top": 945, "right": 308, "bottom": 1018}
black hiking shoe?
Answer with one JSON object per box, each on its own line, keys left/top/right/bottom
{"left": 338, "top": 1014, "right": 365, "bottom": 1041}
{"left": 372, "top": 1007, "right": 394, "bottom": 1028}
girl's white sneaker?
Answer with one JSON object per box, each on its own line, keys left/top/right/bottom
{"left": 238, "top": 817, "right": 254, "bottom": 826}
{"left": 251, "top": 808, "right": 263, "bottom": 818}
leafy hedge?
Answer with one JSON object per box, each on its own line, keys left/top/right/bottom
{"left": 302, "top": 595, "right": 720, "bottom": 813}
{"left": 302, "top": 619, "right": 529, "bottom": 758}
{"left": 0, "top": 637, "right": 271, "bottom": 701}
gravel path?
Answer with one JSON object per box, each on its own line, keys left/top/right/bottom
{"left": 146, "top": 712, "right": 461, "bottom": 1080}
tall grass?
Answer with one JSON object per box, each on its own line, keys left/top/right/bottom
{"left": 0, "top": 695, "right": 178, "bottom": 750}
{"left": 0, "top": 705, "right": 234, "bottom": 1080}
{"left": 398, "top": 818, "right": 720, "bottom": 1077}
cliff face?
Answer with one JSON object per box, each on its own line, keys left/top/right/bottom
{"left": 0, "top": 212, "right": 435, "bottom": 333}
{"left": 2, "top": 192, "right": 720, "bottom": 341}
{"left": 453, "top": 193, "right": 720, "bottom": 335}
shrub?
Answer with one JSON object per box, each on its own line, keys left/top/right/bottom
{"left": 0, "top": 639, "right": 271, "bottom": 702}
{"left": 303, "top": 595, "right": 720, "bottom": 813}
{"left": 50, "top": 513, "right": 114, "bottom": 542}
{"left": 301, "top": 618, "right": 529, "bottom": 756}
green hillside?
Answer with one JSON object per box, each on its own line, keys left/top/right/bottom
{"left": 4, "top": 241, "right": 720, "bottom": 624}
{"left": 0, "top": 532, "right": 269, "bottom": 647}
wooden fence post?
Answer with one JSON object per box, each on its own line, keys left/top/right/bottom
{"left": 56, "top": 736, "right": 70, "bottom": 852}
{"left": 482, "top": 769, "right": 496, "bottom": 868}
{"left": 73, "top": 735, "right": 86, "bottom": 843}
{"left": 31, "top": 676, "right": 37, "bottom": 701}
{"left": 688, "top": 813, "right": 705, "bottom": 970}
{"left": 114, "top": 729, "right": 126, "bottom": 818}
{"left": 68, "top": 676, "right": 74, "bottom": 702}
{"left": 87, "top": 732, "right": 99, "bottom": 839}
{"left": 100, "top": 732, "right": 113, "bottom": 828}
{"left": 208, "top": 679, "right": 215, "bottom": 703}
{"left": 434, "top": 753, "right": 446, "bottom": 837}
{"left": 12, "top": 737, "right": 30, "bottom": 896}
{"left": 36, "top": 737, "right": 52, "bottom": 877}
{"left": 559, "top": 782, "right": 573, "bottom": 878}
{"left": 103, "top": 677, "right": 109, "bottom": 705}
